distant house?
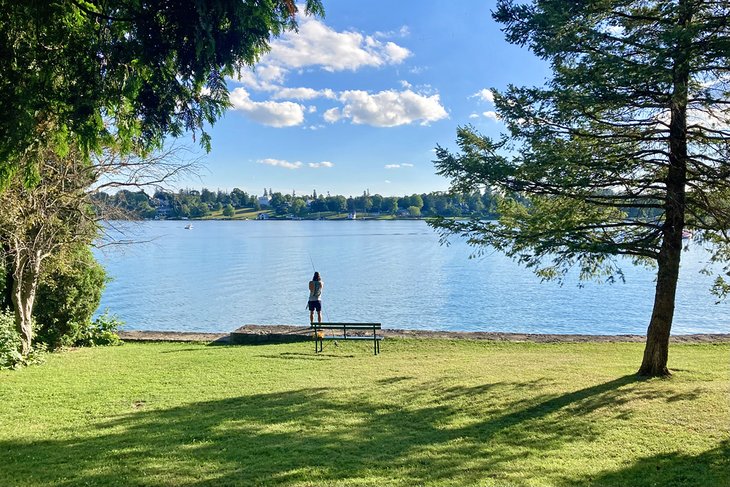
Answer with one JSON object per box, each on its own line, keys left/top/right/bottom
{"left": 153, "top": 199, "right": 172, "bottom": 218}
{"left": 258, "top": 195, "right": 270, "bottom": 207}
{"left": 257, "top": 212, "right": 269, "bottom": 220}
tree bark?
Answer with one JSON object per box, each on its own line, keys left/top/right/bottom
{"left": 639, "top": 243, "right": 681, "bottom": 376}
{"left": 11, "top": 252, "right": 41, "bottom": 356}
{"left": 638, "top": 0, "right": 691, "bottom": 377}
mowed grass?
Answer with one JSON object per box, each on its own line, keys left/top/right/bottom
{"left": 0, "top": 339, "right": 727, "bottom": 487}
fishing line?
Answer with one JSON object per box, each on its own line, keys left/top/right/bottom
{"left": 306, "top": 250, "right": 331, "bottom": 322}
{"left": 306, "top": 250, "right": 334, "bottom": 352}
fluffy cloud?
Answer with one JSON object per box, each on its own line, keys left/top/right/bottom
{"left": 323, "top": 107, "right": 342, "bottom": 123}
{"left": 267, "top": 15, "right": 411, "bottom": 72}
{"left": 471, "top": 88, "right": 495, "bottom": 104}
{"left": 331, "top": 89, "right": 448, "bottom": 127}
{"left": 229, "top": 88, "right": 305, "bottom": 127}
{"left": 231, "top": 13, "right": 411, "bottom": 96}
{"left": 272, "top": 87, "right": 337, "bottom": 100}
{"left": 308, "top": 161, "right": 334, "bottom": 168}
{"left": 258, "top": 158, "right": 303, "bottom": 169}
{"left": 235, "top": 65, "right": 287, "bottom": 91}
{"left": 258, "top": 158, "right": 334, "bottom": 169}
{"left": 483, "top": 111, "right": 500, "bottom": 122}
{"left": 469, "top": 113, "right": 479, "bottom": 119}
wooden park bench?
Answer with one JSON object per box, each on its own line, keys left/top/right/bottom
{"left": 311, "top": 322, "right": 382, "bottom": 355}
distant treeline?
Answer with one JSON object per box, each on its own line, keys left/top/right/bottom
{"left": 92, "top": 188, "right": 501, "bottom": 219}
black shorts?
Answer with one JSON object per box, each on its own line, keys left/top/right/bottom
{"left": 308, "top": 300, "right": 322, "bottom": 312}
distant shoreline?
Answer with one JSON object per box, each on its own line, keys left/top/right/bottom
{"left": 119, "top": 327, "right": 730, "bottom": 344}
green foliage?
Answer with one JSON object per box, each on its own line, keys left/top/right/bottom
{"left": 34, "top": 246, "right": 107, "bottom": 349}
{"left": 432, "top": 1, "right": 730, "bottom": 285}
{"left": 222, "top": 204, "right": 235, "bottom": 217}
{"left": 0, "top": 0, "right": 324, "bottom": 185}
{"left": 0, "top": 309, "right": 45, "bottom": 369}
{"left": 97, "top": 188, "right": 503, "bottom": 220}
{"left": 75, "top": 311, "right": 122, "bottom": 348}
{"left": 0, "top": 309, "right": 21, "bottom": 369}
{"left": 0, "top": 252, "right": 10, "bottom": 310}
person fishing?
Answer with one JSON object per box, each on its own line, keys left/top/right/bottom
{"left": 308, "top": 271, "right": 324, "bottom": 324}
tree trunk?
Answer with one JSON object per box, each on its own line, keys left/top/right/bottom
{"left": 11, "top": 252, "right": 41, "bottom": 356}
{"left": 638, "top": 0, "right": 691, "bottom": 377}
{"left": 639, "top": 243, "right": 681, "bottom": 376}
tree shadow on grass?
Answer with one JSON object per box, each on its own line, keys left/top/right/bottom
{"left": 583, "top": 440, "right": 729, "bottom": 487}
{"left": 0, "top": 376, "right": 723, "bottom": 486}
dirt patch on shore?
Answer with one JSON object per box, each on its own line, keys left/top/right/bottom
{"left": 119, "top": 326, "right": 730, "bottom": 344}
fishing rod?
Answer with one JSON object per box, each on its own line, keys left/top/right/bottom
{"left": 306, "top": 250, "right": 331, "bottom": 322}
{"left": 306, "top": 250, "right": 335, "bottom": 351}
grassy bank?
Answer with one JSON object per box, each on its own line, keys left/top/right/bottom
{"left": 0, "top": 339, "right": 727, "bottom": 486}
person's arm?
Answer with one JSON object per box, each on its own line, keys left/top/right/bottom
{"left": 309, "top": 281, "right": 314, "bottom": 292}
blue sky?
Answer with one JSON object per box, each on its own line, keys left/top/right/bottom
{"left": 188, "top": 0, "right": 549, "bottom": 197}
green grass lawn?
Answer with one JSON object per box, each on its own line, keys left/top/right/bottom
{"left": 0, "top": 339, "right": 727, "bottom": 486}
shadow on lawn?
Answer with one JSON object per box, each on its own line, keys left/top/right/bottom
{"left": 0, "top": 376, "right": 724, "bottom": 486}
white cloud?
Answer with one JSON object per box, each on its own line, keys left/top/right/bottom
{"left": 400, "top": 80, "right": 413, "bottom": 89}
{"left": 258, "top": 158, "right": 334, "bottom": 169}
{"left": 266, "top": 14, "right": 411, "bottom": 72}
{"left": 307, "top": 105, "right": 317, "bottom": 113}
{"left": 323, "top": 107, "right": 342, "bottom": 123}
{"left": 469, "top": 113, "right": 479, "bottom": 119}
{"left": 272, "top": 87, "right": 337, "bottom": 100}
{"left": 471, "top": 88, "right": 495, "bottom": 104}
{"left": 385, "top": 163, "right": 414, "bottom": 169}
{"left": 230, "top": 88, "right": 305, "bottom": 127}
{"left": 308, "top": 161, "right": 334, "bottom": 168}
{"left": 374, "top": 26, "right": 410, "bottom": 39}
{"left": 258, "top": 158, "right": 303, "bottom": 169}
{"left": 234, "top": 65, "right": 287, "bottom": 91}
{"left": 385, "top": 180, "right": 392, "bottom": 184}
{"left": 483, "top": 110, "right": 500, "bottom": 122}
{"left": 335, "top": 89, "right": 448, "bottom": 127}
{"left": 402, "top": 163, "right": 414, "bottom": 167}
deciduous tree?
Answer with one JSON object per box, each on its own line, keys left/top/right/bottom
{"left": 0, "top": 0, "right": 323, "bottom": 186}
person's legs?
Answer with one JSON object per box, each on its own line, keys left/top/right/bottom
{"left": 317, "top": 310, "right": 322, "bottom": 323}
{"left": 309, "top": 309, "right": 314, "bottom": 324}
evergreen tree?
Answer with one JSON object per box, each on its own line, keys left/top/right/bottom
{"left": 432, "top": 0, "right": 730, "bottom": 376}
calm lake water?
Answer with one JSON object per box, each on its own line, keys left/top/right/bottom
{"left": 94, "top": 220, "right": 728, "bottom": 335}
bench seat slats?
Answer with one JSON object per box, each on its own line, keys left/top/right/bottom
{"left": 312, "top": 323, "right": 381, "bottom": 329}
{"left": 319, "top": 335, "right": 384, "bottom": 341}
{"left": 311, "top": 322, "right": 383, "bottom": 355}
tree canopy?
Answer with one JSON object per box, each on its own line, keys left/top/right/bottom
{"left": 0, "top": 0, "right": 323, "bottom": 186}
{"left": 431, "top": 0, "right": 730, "bottom": 376}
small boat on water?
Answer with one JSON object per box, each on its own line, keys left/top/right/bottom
{"left": 184, "top": 223, "right": 193, "bottom": 230}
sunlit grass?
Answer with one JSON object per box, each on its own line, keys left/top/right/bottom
{"left": 0, "top": 339, "right": 727, "bottom": 486}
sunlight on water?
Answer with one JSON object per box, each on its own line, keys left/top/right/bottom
{"left": 94, "top": 220, "right": 728, "bottom": 335}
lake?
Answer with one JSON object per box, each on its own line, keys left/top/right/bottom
{"left": 94, "top": 220, "right": 728, "bottom": 335}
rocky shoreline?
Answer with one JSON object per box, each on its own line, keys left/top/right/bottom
{"left": 119, "top": 325, "right": 730, "bottom": 344}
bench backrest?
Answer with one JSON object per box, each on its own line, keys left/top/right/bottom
{"left": 312, "top": 322, "right": 381, "bottom": 330}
